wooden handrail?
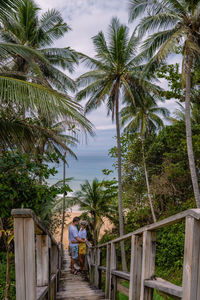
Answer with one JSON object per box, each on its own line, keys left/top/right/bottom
{"left": 11, "top": 209, "right": 62, "bottom": 300}
{"left": 87, "top": 208, "right": 200, "bottom": 300}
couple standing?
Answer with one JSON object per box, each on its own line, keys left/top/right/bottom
{"left": 68, "top": 216, "right": 87, "bottom": 274}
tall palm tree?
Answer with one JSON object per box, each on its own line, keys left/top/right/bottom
{"left": 129, "top": 0, "right": 200, "bottom": 208}
{"left": 73, "top": 179, "right": 117, "bottom": 246}
{"left": 0, "top": 0, "right": 94, "bottom": 146}
{"left": 121, "top": 96, "right": 170, "bottom": 222}
{"left": 30, "top": 115, "right": 78, "bottom": 183}
{"left": 77, "top": 17, "right": 161, "bottom": 270}
{"left": 0, "top": 0, "right": 77, "bottom": 95}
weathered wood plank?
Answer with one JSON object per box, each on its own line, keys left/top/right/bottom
{"left": 36, "top": 235, "right": 49, "bottom": 286}
{"left": 109, "top": 209, "right": 200, "bottom": 245}
{"left": 24, "top": 218, "right": 36, "bottom": 300}
{"left": 182, "top": 216, "right": 200, "bottom": 300}
{"left": 129, "top": 234, "right": 142, "bottom": 300}
{"left": 98, "top": 265, "right": 106, "bottom": 271}
{"left": 36, "top": 286, "right": 48, "bottom": 300}
{"left": 51, "top": 244, "right": 58, "bottom": 274}
{"left": 140, "top": 231, "right": 156, "bottom": 300}
{"left": 109, "top": 243, "right": 117, "bottom": 300}
{"left": 11, "top": 209, "right": 58, "bottom": 246}
{"left": 94, "top": 248, "right": 101, "bottom": 288}
{"left": 14, "top": 218, "right": 26, "bottom": 300}
{"left": 111, "top": 270, "right": 130, "bottom": 281}
{"left": 105, "top": 244, "right": 111, "bottom": 299}
{"left": 144, "top": 278, "right": 182, "bottom": 298}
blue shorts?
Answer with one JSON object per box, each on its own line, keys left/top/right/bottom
{"left": 70, "top": 245, "right": 78, "bottom": 260}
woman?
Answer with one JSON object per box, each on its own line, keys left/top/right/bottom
{"left": 78, "top": 220, "right": 87, "bottom": 272}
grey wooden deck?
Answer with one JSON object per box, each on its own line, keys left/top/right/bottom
{"left": 56, "top": 251, "right": 105, "bottom": 300}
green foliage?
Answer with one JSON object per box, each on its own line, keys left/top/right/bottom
{"left": 156, "top": 223, "right": 185, "bottom": 285}
{"left": 0, "top": 151, "right": 69, "bottom": 231}
{"left": 0, "top": 252, "right": 15, "bottom": 300}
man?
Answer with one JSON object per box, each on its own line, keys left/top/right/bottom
{"left": 68, "top": 216, "right": 84, "bottom": 274}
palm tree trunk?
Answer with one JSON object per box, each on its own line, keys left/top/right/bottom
{"left": 93, "top": 213, "right": 98, "bottom": 247}
{"left": 185, "top": 54, "right": 200, "bottom": 208}
{"left": 60, "top": 152, "right": 66, "bottom": 245}
{"left": 115, "top": 85, "right": 127, "bottom": 272}
{"left": 141, "top": 138, "right": 156, "bottom": 222}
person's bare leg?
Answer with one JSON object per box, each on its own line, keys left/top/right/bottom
{"left": 79, "top": 254, "right": 84, "bottom": 271}
{"left": 71, "top": 258, "right": 75, "bottom": 273}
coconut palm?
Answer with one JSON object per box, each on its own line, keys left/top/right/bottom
{"left": 0, "top": 0, "right": 77, "bottom": 95}
{"left": 30, "top": 115, "right": 78, "bottom": 183}
{"left": 121, "top": 96, "right": 170, "bottom": 222}
{"left": 129, "top": 0, "right": 200, "bottom": 207}
{"left": 171, "top": 102, "right": 200, "bottom": 126}
{"left": 77, "top": 17, "right": 161, "bottom": 270}
{"left": 0, "top": 0, "right": 94, "bottom": 145}
{"left": 73, "top": 178, "right": 117, "bottom": 246}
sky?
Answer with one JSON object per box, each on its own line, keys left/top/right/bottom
{"left": 35, "top": 0, "right": 180, "bottom": 188}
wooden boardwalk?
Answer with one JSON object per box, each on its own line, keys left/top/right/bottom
{"left": 57, "top": 250, "right": 105, "bottom": 300}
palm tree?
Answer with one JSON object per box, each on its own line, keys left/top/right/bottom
{"left": 0, "top": 0, "right": 77, "bottom": 95}
{"left": 171, "top": 102, "right": 200, "bottom": 125}
{"left": 30, "top": 115, "right": 78, "bottom": 183}
{"left": 0, "top": 0, "right": 94, "bottom": 147}
{"left": 77, "top": 17, "right": 161, "bottom": 270}
{"left": 73, "top": 178, "right": 117, "bottom": 246}
{"left": 129, "top": 0, "right": 200, "bottom": 208}
{"left": 121, "top": 96, "right": 169, "bottom": 222}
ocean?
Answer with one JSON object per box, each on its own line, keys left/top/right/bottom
{"left": 48, "top": 154, "right": 117, "bottom": 192}
{"left": 47, "top": 129, "right": 117, "bottom": 192}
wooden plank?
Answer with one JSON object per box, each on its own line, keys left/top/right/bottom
{"left": 94, "top": 248, "right": 101, "bottom": 288}
{"left": 140, "top": 231, "right": 156, "bottom": 300}
{"left": 98, "top": 266, "right": 107, "bottom": 271}
{"left": 129, "top": 234, "right": 143, "bottom": 300}
{"left": 105, "top": 244, "right": 111, "bottom": 299}
{"left": 51, "top": 244, "right": 58, "bottom": 274}
{"left": 110, "top": 209, "right": 200, "bottom": 245}
{"left": 117, "top": 283, "right": 129, "bottom": 297}
{"left": 90, "top": 248, "right": 95, "bottom": 284}
{"left": 144, "top": 278, "right": 182, "bottom": 298}
{"left": 24, "top": 218, "right": 36, "bottom": 300}
{"left": 111, "top": 270, "right": 130, "bottom": 281}
{"left": 182, "top": 216, "right": 200, "bottom": 300}
{"left": 109, "top": 243, "right": 117, "bottom": 300}
{"left": 36, "top": 286, "right": 48, "bottom": 300}
{"left": 12, "top": 209, "right": 58, "bottom": 246}
{"left": 48, "top": 237, "right": 51, "bottom": 300}
{"left": 36, "top": 235, "right": 49, "bottom": 286}
{"left": 14, "top": 218, "right": 26, "bottom": 300}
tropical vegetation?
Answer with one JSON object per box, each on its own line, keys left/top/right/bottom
{"left": 0, "top": 0, "right": 200, "bottom": 299}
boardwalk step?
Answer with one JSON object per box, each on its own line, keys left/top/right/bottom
{"left": 56, "top": 250, "right": 105, "bottom": 300}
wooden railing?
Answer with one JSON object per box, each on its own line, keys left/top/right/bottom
{"left": 11, "top": 209, "right": 62, "bottom": 300}
{"left": 88, "top": 208, "right": 200, "bottom": 300}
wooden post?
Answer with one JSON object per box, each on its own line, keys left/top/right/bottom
{"left": 105, "top": 244, "right": 111, "bottom": 298}
{"left": 48, "top": 238, "right": 51, "bottom": 300}
{"left": 14, "top": 217, "right": 36, "bottom": 300}
{"left": 182, "top": 216, "right": 200, "bottom": 300}
{"left": 36, "top": 235, "right": 49, "bottom": 286}
{"left": 51, "top": 244, "right": 58, "bottom": 274}
{"left": 140, "top": 231, "right": 156, "bottom": 300}
{"left": 129, "top": 234, "right": 143, "bottom": 300}
{"left": 109, "top": 243, "right": 117, "bottom": 300}
{"left": 94, "top": 248, "right": 101, "bottom": 288}
{"left": 90, "top": 248, "right": 95, "bottom": 284}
